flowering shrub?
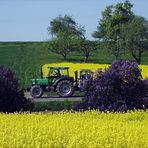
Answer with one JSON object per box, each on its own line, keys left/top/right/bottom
{"left": 76, "top": 60, "right": 148, "bottom": 112}
{"left": 0, "top": 66, "right": 33, "bottom": 112}
{"left": 143, "top": 79, "right": 148, "bottom": 96}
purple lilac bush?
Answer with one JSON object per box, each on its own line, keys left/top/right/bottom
{"left": 76, "top": 60, "right": 148, "bottom": 112}
{"left": 0, "top": 66, "right": 33, "bottom": 112}
{"left": 143, "top": 79, "right": 148, "bottom": 96}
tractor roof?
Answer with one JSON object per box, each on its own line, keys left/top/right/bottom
{"left": 48, "top": 66, "right": 69, "bottom": 70}
{"left": 80, "top": 69, "right": 92, "bottom": 72}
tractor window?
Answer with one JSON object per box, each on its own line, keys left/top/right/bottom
{"left": 48, "top": 68, "right": 69, "bottom": 77}
{"left": 49, "top": 69, "right": 60, "bottom": 77}
{"left": 60, "top": 69, "right": 68, "bottom": 76}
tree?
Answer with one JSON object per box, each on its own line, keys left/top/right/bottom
{"left": 48, "top": 15, "right": 84, "bottom": 37}
{"left": 121, "top": 16, "right": 148, "bottom": 64}
{"left": 93, "top": 0, "right": 134, "bottom": 59}
{"left": 78, "top": 38, "right": 97, "bottom": 62}
{"left": 48, "top": 33, "right": 78, "bottom": 60}
{"left": 48, "top": 15, "right": 85, "bottom": 60}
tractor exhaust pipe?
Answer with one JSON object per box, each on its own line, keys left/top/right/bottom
{"left": 41, "top": 67, "right": 43, "bottom": 78}
{"left": 74, "top": 70, "right": 78, "bottom": 88}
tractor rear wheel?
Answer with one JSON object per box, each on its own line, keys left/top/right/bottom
{"left": 30, "top": 85, "right": 43, "bottom": 98}
{"left": 56, "top": 80, "right": 74, "bottom": 97}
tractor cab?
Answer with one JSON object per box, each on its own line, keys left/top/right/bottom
{"left": 48, "top": 66, "right": 69, "bottom": 78}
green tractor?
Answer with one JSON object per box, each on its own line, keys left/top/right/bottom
{"left": 30, "top": 66, "right": 74, "bottom": 98}
{"left": 30, "top": 66, "right": 93, "bottom": 98}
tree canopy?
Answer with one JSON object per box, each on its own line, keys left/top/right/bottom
{"left": 48, "top": 15, "right": 85, "bottom": 60}
{"left": 93, "top": 0, "right": 134, "bottom": 59}
{"left": 121, "top": 16, "right": 148, "bottom": 64}
{"left": 48, "top": 15, "right": 85, "bottom": 38}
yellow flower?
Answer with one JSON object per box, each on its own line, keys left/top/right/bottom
{"left": 0, "top": 110, "right": 148, "bottom": 147}
{"left": 42, "top": 62, "right": 148, "bottom": 79}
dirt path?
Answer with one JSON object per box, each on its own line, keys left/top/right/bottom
{"left": 24, "top": 92, "right": 83, "bottom": 102}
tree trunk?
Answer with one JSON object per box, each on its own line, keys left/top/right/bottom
{"left": 114, "top": 50, "right": 119, "bottom": 60}
{"left": 131, "top": 48, "right": 141, "bottom": 64}
{"left": 62, "top": 53, "right": 67, "bottom": 60}
{"left": 63, "top": 55, "right": 67, "bottom": 60}
{"left": 138, "top": 49, "right": 142, "bottom": 64}
{"left": 84, "top": 53, "right": 89, "bottom": 63}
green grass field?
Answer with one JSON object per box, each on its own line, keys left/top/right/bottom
{"left": 0, "top": 42, "right": 148, "bottom": 88}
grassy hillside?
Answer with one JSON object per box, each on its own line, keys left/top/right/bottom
{"left": 0, "top": 42, "right": 148, "bottom": 88}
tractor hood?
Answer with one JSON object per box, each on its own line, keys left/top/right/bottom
{"left": 31, "top": 78, "right": 48, "bottom": 85}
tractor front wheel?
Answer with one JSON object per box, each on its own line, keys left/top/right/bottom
{"left": 56, "top": 80, "right": 74, "bottom": 97}
{"left": 30, "top": 85, "right": 43, "bottom": 98}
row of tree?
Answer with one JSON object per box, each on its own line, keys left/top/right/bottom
{"left": 48, "top": 0, "right": 148, "bottom": 64}
{"left": 47, "top": 15, "right": 97, "bottom": 62}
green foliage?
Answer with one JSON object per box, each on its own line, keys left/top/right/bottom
{"left": 48, "top": 15, "right": 97, "bottom": 62}
{"left": 77, "top": 39, "right": 97, "bottom": 62}
{"left": 121, "top": 16, "right": 148, "bottom": 64}
{"left": 48, "top": 15, "right": 85, "bottom": 60}
{"left": 93, "top": 0, "right": 134, "bottom": 59}
{"left": 48, "top": 33, "right": 79, "bottom": 60}
{"left": 48, "top": 15, "right": 84, "bottom": 37}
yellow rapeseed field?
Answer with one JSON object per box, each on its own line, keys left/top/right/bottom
{"left": 42, "top": 63, "right": 148, "bottom": 79}
{"left": 0, "top": 110, "right": 148, "bottom": 147}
